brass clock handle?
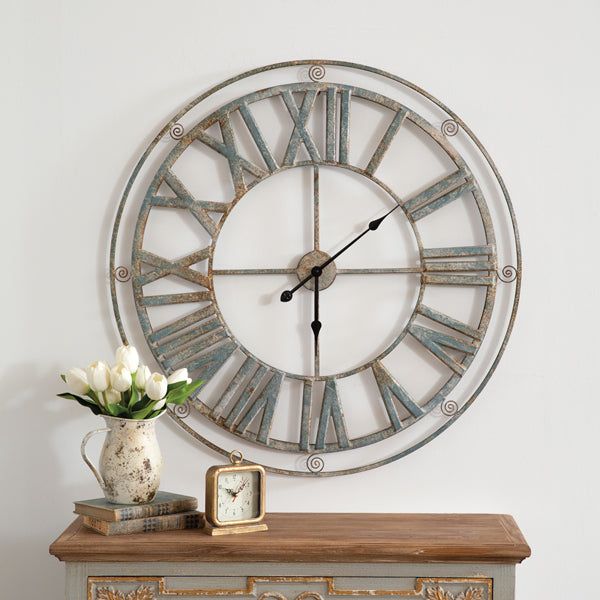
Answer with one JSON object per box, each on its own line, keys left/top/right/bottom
{"left": 280, "top": 203, "right": 402, "bottom": 302}
{"left": 229, "top": 449, "right": 244, "bottom": 465}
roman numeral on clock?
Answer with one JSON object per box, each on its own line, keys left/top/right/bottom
{"left": 211, "top": 357, "right": 282, "bottom": 444}
{"left": 195, "top": 113, "right": 268, "bottom": 197}
{"left": 147, "top": 307, "right": 236, "bottom": 379}
{"left": 365, "top": 107, "right": 407, "bottom": 175}
{"left": 238, "top": 102, "right": 278, "bottom": 173}
{"left": 135, "top": 248, "right": 211, "bottom": 289}
{"left": 282, "top": 89, "right": 321, "bottom": 165}
{"left": 149, "top": 169, "right": 228, "bottom": 238}
{"left": 404, "top": 168, "right": 476, "bottom": 221}
{"left": 300, "top": 379, "right": 350, "bottom": 451}
{"left": 325, "top": 86, "right": 351, "bottom": 163}
{"left": 234, "top": 371, "right": 282, "bottom": 443}
{"left": 408, "top": 304, "right": 482, "bottom": 375}
{"left": 133, "top": 243, "right": 213, "bottom": 307}
{"left": 372, "top": 361, "right": 423, "bottom": 430}
{"left": 422, "top": 245, "right": 497, "bottom": 286}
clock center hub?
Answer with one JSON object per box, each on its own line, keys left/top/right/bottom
{"left": 296, "top": 250, "right": 337, "bottom": 291}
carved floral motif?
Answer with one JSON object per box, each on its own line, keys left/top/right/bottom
{"left": 425, "top": 586, "right": 484, "bottom": 600}
{"left": 96, "top": 586, "right": 155, "bottom": 600}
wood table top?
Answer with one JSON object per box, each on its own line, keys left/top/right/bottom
{"left": 49, "top": 512, "right": 531, "bottom": 564}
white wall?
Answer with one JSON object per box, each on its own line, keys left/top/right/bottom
{"left": 2, "top": 1, "right": 599, "bottom": 598}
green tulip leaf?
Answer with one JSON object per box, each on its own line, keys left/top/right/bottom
{"left": 167, "top": 380, "right": 187, "bottom": 392}
{"left": 129, "top": 399, "right": 146, "bottom": 413}
{"left": 128, "top": 384, "right": 139, "bottom": 409}
{"left": 58, "top": 393, "right": 103, "bottom": 415}
{"left": 60, "top": 374, "right": 66, "bottom": 383}
{"left": 105, "top": 402, "right": 128, "bottom": 417}
{"left": 85, "top": 403, "right": 103, "bottom": 416}
{"left": 132, "top": 402, "right": 159, "bottom": 420}
{"left": 58, "top": 392, "right": 94, "bottom": 405}
{"left": 165, "top": 380, "right": 203, "bottom": 404}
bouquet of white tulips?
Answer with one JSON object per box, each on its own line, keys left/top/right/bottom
{"left": 58, "top": 345, "right": 203, "bottom": 420}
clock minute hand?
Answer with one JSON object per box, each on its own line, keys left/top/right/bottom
{"left": 280, "top": 204, "right": 400, "bottom": 302}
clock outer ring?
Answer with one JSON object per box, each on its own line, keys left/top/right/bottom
{"left": 110, "top": 60, "right": 522, "bottom": 477}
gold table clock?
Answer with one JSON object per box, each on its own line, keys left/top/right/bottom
{"left": 204, "top": 450, "right": 268, "bottom": 536}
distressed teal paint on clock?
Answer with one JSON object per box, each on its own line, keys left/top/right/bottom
{"left": 110, "top": 61, "right": 521, "bottom": 476}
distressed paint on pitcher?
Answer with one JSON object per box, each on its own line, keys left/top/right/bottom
{"left": 81, "top": 415, "right": 163, "bottom": 504}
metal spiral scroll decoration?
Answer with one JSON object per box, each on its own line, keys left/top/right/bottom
{"left": 497, "top": 265, "right": 518, "bottom": 283}
{"left": 306, "top": 453, "right": 325, "bottom": 473}
{"left": 113, "top": 266, "right": 131, "bottom": 282}
{"left": 173, "top": 400, "right": 191, "bottom": 418}
{"left": 308, "top": 65, "right": 326, "bottom": 82}
{"left": 169, "top": 123, "right": 185, "bottom": 140}
{"left": 441, "top": 119, "right": 459, "bottom": 136}
{"left": 441, "top": 399, "right": 459, "bottom": 417}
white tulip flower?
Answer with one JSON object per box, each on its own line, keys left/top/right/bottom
{"left": 115, "top": 344, "right": 139, "bottom": 373}
{"left": 135, "top": 365, "right": 151, "bottom": 390}
{"left": 65, "top": 368, "right": 90, "bottom": 395}
{"left": 146, "top": 373, "right": 168, "bottom": 401}
{"left": 167, "top": 368, "right": 191, "bottom": 385}
{"left": 110, "top": 363, "right": 132, "bottom": 393}
{"left": 86, "top": 361, "right": 111, "bottom": 392}
{"left": 104, "top": 388, "right": 121, "bottom": 405}
{"left": 152, "top": 398, "right": 166, "bottom": 411}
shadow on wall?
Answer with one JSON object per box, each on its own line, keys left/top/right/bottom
{"left": 0, "top": 363, "right": 101, "bottom": 597}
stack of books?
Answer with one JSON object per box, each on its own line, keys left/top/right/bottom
{"left": 75, "top": 491, "right": 202, "bottom": 536}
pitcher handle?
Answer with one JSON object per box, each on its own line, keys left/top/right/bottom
{"left": 80, "top": 428, "right": 110, "bottom": 490}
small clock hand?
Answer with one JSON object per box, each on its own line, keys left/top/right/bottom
{"left": 280, "top": 204, "right": 401, "bottom": 302}
{"left": 235, "top": 479, "right": 248, "bottom": 494}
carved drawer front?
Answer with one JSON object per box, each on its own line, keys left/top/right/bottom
{"left": 87, "top": 575, "right": 493, "bottom": 600}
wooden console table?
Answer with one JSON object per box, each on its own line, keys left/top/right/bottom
{"left": 50, "top": 513, "right": 530, "bottom": 600}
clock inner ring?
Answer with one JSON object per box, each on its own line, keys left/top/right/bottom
{"left": 295, "top": 249, "right": 337, "bottom": 291}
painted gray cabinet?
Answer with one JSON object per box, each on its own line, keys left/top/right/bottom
{"left": 49, "top": 513, "right": 530, "bottom": 600}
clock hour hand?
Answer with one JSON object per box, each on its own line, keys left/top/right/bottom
{"left": 311, "top": 274, "right": 321, "bottom": 376}
{"left": 280, "top": 205, "right": 400, "bottom": 302}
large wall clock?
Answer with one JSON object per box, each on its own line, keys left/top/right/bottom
{"left": 110, "top": 60, "right": 520, "bottom": 476}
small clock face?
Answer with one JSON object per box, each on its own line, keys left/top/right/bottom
{"left": 112, "top": 61, "right": 521, "bottom": 476}
{"left": 216, "top": 470, "right": 260, "bottom": 523}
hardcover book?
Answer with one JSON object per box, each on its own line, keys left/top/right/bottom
{"left": 74, "top": 491, "right": 197, "bottom": 522}
{"left": 82, "top": 510, "right": 203, "bottom": 536}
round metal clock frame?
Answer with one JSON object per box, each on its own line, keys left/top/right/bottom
{"left": 110, "top": 60, "right": 521, "bottom": 477}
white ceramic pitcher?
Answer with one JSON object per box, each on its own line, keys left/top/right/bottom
{"left": 80, "top": 414, "right": 163, "bottom": 504}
